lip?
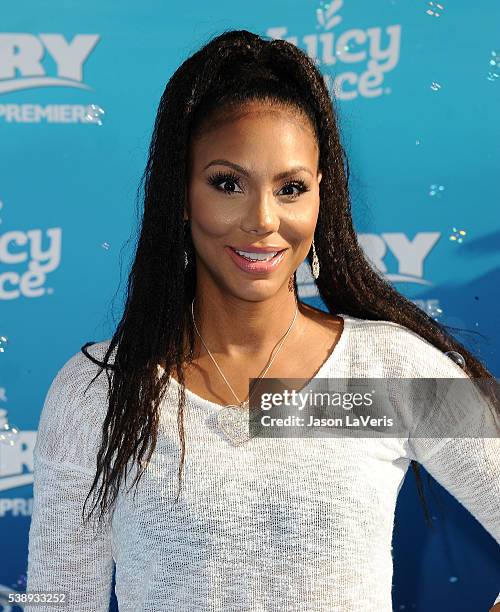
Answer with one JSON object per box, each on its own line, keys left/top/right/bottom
{"left": 225, "top": 246, "right": 287, "bottom": 275}
{"left": 229, "top": 244, "right": 289, "bottom": 253}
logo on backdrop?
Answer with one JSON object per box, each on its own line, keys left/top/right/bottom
{"left": 0, "top": 33, "right": 100, "bottom": 124}
{"left": 298, "top": 231, "right": 440, "bottom": 298}
{"left": 0, "top": 228, "right": 438, "bottom": 301}
{"left": 357, "top": 232, "right": 440, "bottom": 285}
{"left": 266, "top": 0, "right": 401, "bottom": 100}
{"left": 0, "top": 227, "right": 61, "bottom": 299}
{"left": 0, "top": 430, "right": 35, "bottom": 517}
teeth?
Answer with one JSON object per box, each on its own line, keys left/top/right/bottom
{"left": 234, "top": 249, "right": 279, "bottom": 261}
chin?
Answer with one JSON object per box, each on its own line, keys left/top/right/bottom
{"left": 227, "top": 278, "right": 284, "bottom": 300}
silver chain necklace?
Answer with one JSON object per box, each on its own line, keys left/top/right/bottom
{"left": 190, "top": 297, "right": 299, "bottom": 445}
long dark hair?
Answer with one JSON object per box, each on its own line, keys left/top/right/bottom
{"left": 79, "top": 29, "right": 498, "bottom": 530}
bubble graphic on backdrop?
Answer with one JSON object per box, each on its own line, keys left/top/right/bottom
{"left": 487, "top": 50, "right": 499, "bottom": 81}
{"left": 426, "top": 1, "right": 445, "bottom": 17}
{"left": 336, "top": 42, "right": 356, "bottom": 59}
{"left": 430, "top": 81, "right": 442, "bottom": 91}
{"left": 84, "top": 104, "right": 105, "bottom": 125}
{"left": 429, "top": 184, "right": 445, "bottom": 197}
{"left": 449, "top": 227, "right": 467, "bottom": 243}
{"left": 444, "top": 351, "right": 466, "bottom": 368}
{"left": 0, "top": 335, "right": 8, "bottom": 353}
{"left": 0, "top": 408, "right": 20, "bottom": 447}
{"left": 12, "top": 573, "right": 27, "bottom": 590}
{"left": 427, "top": 303, "right": 443, "bottom": 319}
{"left": 101, "top": 242, "right": 111, "bottom": 250}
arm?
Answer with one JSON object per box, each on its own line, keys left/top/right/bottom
{"left": 384, "top": 324, "right": 500, "bottom": 607}
{"left": 407, "top": 378, "right": 500, "bottom": 609}
{"left": 25, "top": 345, "right": 114, "bottom": 611}
{"left": 26, "top": 456, "right": 114, "bottom": 611}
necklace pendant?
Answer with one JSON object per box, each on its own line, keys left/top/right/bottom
{"left": 191, "top": 296, "right": 299, "bottom": 446}
{"left": 217, "top": 404, "right": 253, "bottom": 446}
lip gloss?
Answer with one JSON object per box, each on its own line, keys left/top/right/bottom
{"left": 225, "top": 247, "right": 287, "bottom": 275}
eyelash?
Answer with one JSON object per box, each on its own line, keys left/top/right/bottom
{"left": 207, "top": 170, "right": 310, "bottom": 199}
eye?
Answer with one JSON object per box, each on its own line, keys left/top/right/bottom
{"left": 278, "top": 180, "right": 310, "bottom": 199}
{"left": 207, "top": 171, "right": 311, "bottom": 200}
{"left": 207, "top": 171, "right": 243, "bottom": 195}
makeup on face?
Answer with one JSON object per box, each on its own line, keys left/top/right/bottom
{"left": 187, "top": 105, "right": 322, "bottom": 288}
{"left": 225, "top": 245, "right": 288, "bottom": 275}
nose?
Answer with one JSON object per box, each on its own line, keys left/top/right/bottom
{"left": 241, "top": 190, "right": 280, "bottom": 235}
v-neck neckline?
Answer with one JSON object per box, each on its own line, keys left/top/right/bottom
{"left": 163, "top": 313, "right": 354, "bottom": 411}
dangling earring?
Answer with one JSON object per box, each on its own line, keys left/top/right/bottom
{"left": 183, "top": 218, "right": 190, "bottom": 269}
{"left": 311, "top": 239, "right": 320, "bottom": 279}
{"left": 288, "top": 274, "right": 295, "bottom": 292}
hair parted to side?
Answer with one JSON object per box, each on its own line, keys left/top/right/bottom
{"left": 79, "top": 29, "right": 499, "bottom": 530}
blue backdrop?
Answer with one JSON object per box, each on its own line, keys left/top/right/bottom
{"left": 1, "top": 1, "right": 499, "bottom": 610}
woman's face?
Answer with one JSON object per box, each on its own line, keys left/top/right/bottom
{"left": 186, "top": 101, "right": 322, "bottom": 301}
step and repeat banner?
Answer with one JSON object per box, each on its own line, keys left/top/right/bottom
{"left": 1, "top": 1, "right": 499, "bottom": 610}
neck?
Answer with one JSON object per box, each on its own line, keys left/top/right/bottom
{"left": 190, "top": 290, "right": 303, "bottom": 359}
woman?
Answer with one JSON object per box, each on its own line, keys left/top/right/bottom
{"left": 26, "top": 29, "right": 500, "bottom": 611}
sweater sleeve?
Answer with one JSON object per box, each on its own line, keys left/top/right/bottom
{"left": 408, "top": 403, "right": 500, "bottom": 608}
{"left": 25, "top": 343, "right": 114, "bottom": 612}
{"left": 403, "top": 333, "right": 500, "bottom": 607}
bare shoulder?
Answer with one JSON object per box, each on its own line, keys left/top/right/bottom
{"left": 296, "top": 301, "right": 344, "bottom": 350}
{"left": 298, "top": 301, "right": 343, "bottom": 330}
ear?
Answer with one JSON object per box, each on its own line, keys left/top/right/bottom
{"left": 317, "top": 171, "right": 322, "bottom": 185}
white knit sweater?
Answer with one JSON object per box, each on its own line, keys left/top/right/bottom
{"left": 25, "top": 314, "right": 500, "bottom": 611}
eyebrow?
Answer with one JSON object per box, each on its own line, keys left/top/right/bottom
{"left": 203, "top": 159, "right": 314, "bottom": 179}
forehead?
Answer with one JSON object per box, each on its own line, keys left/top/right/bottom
{"left": 189, "top": 101, "right": 319, "bottom": 170}
{"left": 195, "top": 99, "right": 315, "bottom": 138}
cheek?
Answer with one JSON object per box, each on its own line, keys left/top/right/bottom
{"left": 193, "top": 212, "right": 230, "bottom": 240}
{"left": 188, "top": 183, "right": 238, "bottom": 239}
{"left": 282, "top": 202, "right": 319, "bottom": 243}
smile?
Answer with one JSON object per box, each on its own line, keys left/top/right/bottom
{"left": 226, "top": 246, "right": 287, "bottom": 274}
